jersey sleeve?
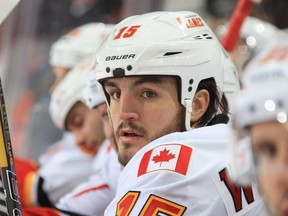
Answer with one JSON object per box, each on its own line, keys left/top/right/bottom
{"left": 37, "top": 146, "right": 94, "bottom": 205}
{"left": 57, "top": 149, "right": 121, "bottom": 216}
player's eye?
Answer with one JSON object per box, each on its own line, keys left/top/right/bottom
{"left": 68, "top": 115, "right": 83, "bottom": 131}
{"left": 111, "top": 91, "right": 121, "bottom": 100}
{"left": 255, "top": 141, "right": 277, "bottom": 160}
{"left": 142, "top": 91, "right": 156, "bottom": 99}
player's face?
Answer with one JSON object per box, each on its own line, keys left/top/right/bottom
{"left": 66, "top": 102, "right": 105, "bottom": 155}
{"left": 250, "top": 121, "right": 288, "bottom": 216}
{"left": 50, "top": 66, "right": 70, "bottom": 93}
{"left": 99, "top": 103, "right": 117, "bottom": 150}
{"left": 104, "top": 76, "right": 186, "bottom": 166}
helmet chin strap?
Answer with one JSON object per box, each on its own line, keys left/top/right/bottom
{"left": 184, "top": 99, "right": 193, "bottom": 131}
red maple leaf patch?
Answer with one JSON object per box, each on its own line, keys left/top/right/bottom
{"left": 152, "top": 148, "right": 175, "bottom": 167}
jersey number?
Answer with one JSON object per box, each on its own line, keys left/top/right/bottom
{"left": 116, "top": 191, "right": 186, "bottom": 216}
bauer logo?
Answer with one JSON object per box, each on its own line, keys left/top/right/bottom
{"left": 105, "top": 54, "right": 135, "bottom": 61}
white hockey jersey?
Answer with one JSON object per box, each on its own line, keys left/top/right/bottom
{"left": 38, "top": 132, "right": 76, "bottom": 166}
{"left": 57, "top": 146, "right": 121, "bottom": 216}
{"left": 34, "top": 136, "right": 110, "bottom": 206}
{"left": 105, "top": 124, "right": 267, "bottom": 216}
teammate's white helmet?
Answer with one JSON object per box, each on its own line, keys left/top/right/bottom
{"left": 217, "top": 16, "right": 279, "bottom": 53}
{"left": 234, "top": 41, "right": 288, "bottom": 129}
{"left": 93, "top": 11, "right": 238, "bottom": 130}
{"left": 50, "top": 23, "right": 114, "bottom": 69}
{"left": 216, "top": 16, "right": 280, "bottom": 72}
{"left": 231, "top": 40, "right": 288, "bottom": 185}
{"left": 49, "top": 62, "right": 105, "bottom": 130}
{"left": 83, "top": 71, "right": 106, "bottom": 109}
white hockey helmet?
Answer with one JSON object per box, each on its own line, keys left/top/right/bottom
{"left": 49, "top": 62, "right": 105, "bottom": 130}
{"left": 83, "top": 70, "right": 106, "bottom": 109}
{"left": 94, "top": 11, "right": 238, "bottom": 130}
{"left": 231, "top": 40, "right": 288, "bottom": 185}
{"left": 50, "top": 22, "right": 114, "bottom": 69}
{"left": 234, "top": 40, "right": 288, "bottom": 129}
{"left": 217, "top": 16, "right": 279, "bottom": 52}
{"left": 216, "top": 16, "right": 281, "bottom": 72}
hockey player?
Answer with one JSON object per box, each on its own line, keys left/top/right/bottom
{"left": 24, "top": 22, "right": 114, "bottom": 161}
{"left": 55, "top": 72, "right": 121, "bottom": 216}
{"left": 15, "top": 22, "right": 114, "bottom": 208}
{"left": 93, "top": 11, "right": 266, "bottom": 215}
{"left": 21, "top": 58, "right": 119, "bottom": 216}
{"left": 232, "top": 40, "right": 288, "bottom": 216}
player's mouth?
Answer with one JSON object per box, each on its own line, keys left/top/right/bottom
{"left": 280, "top": 195, "right": 288, "bottom": 216}
{"left": 79, "top": 141, "right": 100, "bottom": 155}
{"left": 119, "top": 129, "right": 144, "bottom": 142}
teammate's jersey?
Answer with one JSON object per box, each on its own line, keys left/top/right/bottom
{"left": 37, "top": 132, "right": 76, "bottom": 166}
{"left": 36, "top": 142, "right": 96, "bottom": 206}
{"left": 33, "top": 138, "right": 110, "bottom": 206}
{"left": 92, "top": 139, "right": 113, "bottom": 173}
{"left": 105, "top": 124, "right": 267, "bottom": 216}
{"left": 57, "top": 146, "right": 121, "bottom": 216}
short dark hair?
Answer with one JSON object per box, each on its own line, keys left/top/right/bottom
{"left": 193, "top": 77, "right": 229, "bottom": 127}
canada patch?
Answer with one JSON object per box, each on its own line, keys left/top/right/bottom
{"left": 137, "top": 144, "right": 192, "bottom": 177}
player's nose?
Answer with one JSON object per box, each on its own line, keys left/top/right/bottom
{"left": 118, "top": 93, "right": 139, "bottom": 121}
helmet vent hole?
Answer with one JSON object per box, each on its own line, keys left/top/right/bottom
{"left": 203, "top": 33, "right": 213, "bottom": 39}
{"left": 106, "top": 67, "right": 110, "bottom": 73}
{"left": 193, "top": 34, "right": 213, "bottom": 40}
{"left": 163, "top": 52, "right": 182, "bottom": 56}
{"left": 127, "top": 65, "right": 132, "bottom": 71}
{"left": 188, "top": 86, "right": 192, "bottom": 92}
{"left": 194, "top": 35, "right": 202, "bottom": 40}
{"left": 189, "top": 79, "right": 193, "bottom": 85}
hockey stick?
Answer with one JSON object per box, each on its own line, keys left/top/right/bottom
{"left": 221, "top": 0, "right": 261, "bottom": 52}
{"left": 0, "top": 79, "right": 22, "bottom": 215}
{"left": 0, "top": 0, "right": 22, "bottom": 215}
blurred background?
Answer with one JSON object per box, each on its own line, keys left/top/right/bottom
{"left": 0, "top": 0, "right": 281, "bottom": 159}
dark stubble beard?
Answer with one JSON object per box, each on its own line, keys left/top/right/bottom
{"left": 117, "top": 106, "right": 186, "bottom": 166}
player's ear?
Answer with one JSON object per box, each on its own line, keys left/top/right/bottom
{"left": 191, "top": 89, "right": 209, "bottom": 124}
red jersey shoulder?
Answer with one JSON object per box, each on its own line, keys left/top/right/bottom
{"left": 137, "top": 144, "right": 193, "bottom": 177}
